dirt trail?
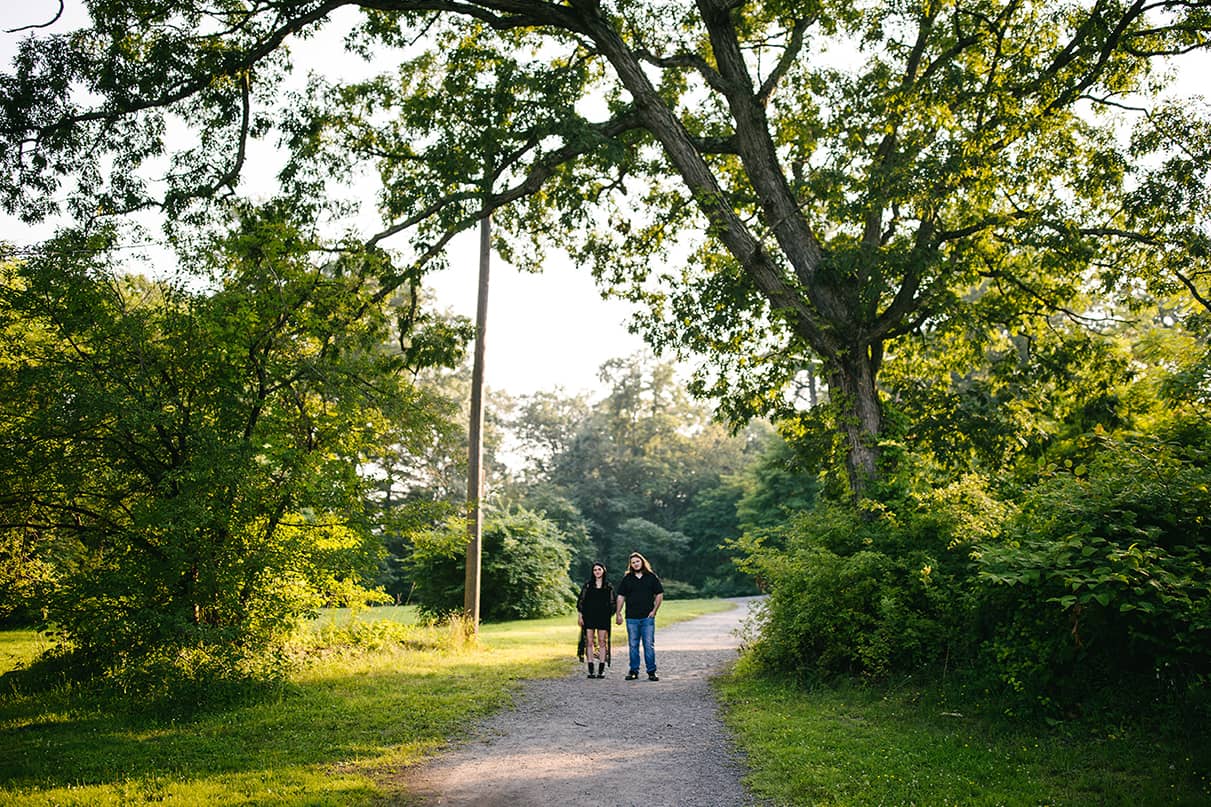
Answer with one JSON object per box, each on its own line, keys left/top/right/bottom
{"left": 393, "top": 597, "right": 768, "bottom": 806}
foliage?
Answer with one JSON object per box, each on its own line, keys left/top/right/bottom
{"left": 0, "top": 210, "right": 465, "bottom": 681}
{"left": 676, "top": 478, "right": 761, "bottom": 596}
{"left": 406, "top": 507, "right": 576, "bottom": 621}
{"left": 530, "top": 355, "right": 772, "bottom": 587}
{"left": 737, "top": 498, "right": 963, "bottom": 680}
{"left": 505, "top": 484, "right": 596, "bottom": 576}
{"left": 975, "top": 436, "right": 1211, "bottom": 709}
{"left": 613, "top": 517, "right": 690, "bottom": 578}
{"left": 363, "top": 361, "right": 512, "bottom": 602}
{"left": 739, "top": 421, "right": 1211, "bottom": 714}
{"left": 733, "top": 433, "right": 823, "bottom": 534}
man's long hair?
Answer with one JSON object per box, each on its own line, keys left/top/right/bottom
{"left": 624, "top": 551, "right": 654, "bottom": 576}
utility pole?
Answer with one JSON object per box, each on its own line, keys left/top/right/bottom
{"left": 463, "top": 195, "right": 490, "bottom": 632}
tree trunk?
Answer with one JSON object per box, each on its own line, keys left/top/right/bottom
{"left": 825, "top": 343, "right": 883, "bottom": 499}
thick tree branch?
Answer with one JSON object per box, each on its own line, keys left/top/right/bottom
{"left": 561, "top": 0, "right": 836, "bottom": 351}
{"left": 359, "top": 0, "right": 587, "bottom": 33}
{"left": 1174, "top": 266, "right": 1211, "bottom": 313}
{"left": 690, "top": 0, "right": 838, "bottom": 332}
{"left": 634, "top": 48, "right": 728, "bottom": 94}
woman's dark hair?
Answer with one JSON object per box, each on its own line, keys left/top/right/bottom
{"left": 585, "top": 561, "right": 608, "bottom": 586}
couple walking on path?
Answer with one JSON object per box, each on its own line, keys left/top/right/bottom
{"left": 577, "top": 552, "right": 664, "bottom": 682}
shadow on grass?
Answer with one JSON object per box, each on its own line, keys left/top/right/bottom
{"left": 0, "top": 654, "right": 528, "bottom": 801}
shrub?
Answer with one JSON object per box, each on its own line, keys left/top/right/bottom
{"left": 406, "top": 507, "right": 576, "bottom": 621}
{"left": 738, "top": 500, "right": 962, "bottom": 680}
{"left": 974, "top": 438, "right": 1211, "bottom": 709}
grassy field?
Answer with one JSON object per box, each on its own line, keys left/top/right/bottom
{"left": 0, "top": 598, "right": 731, "bottom": 806}
{"left": 716, "top": 661, "right": 1211, "bottom": 806}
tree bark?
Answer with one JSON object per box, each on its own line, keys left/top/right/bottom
{"left": 825, "top": 344, "right": 883, "bottom": 499}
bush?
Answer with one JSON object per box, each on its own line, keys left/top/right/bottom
{"left": 738, "top": 500, "right": 963, "bottom": 680}
{"left": 406, "top": 507, "right": 576, "bottom": 621}
{"left": 734, "top": 431, "right": 1211, "bottom": 716}
{"left": 974, "top": 438, "right": 1211, "bottom": 709}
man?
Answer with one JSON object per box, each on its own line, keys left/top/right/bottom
{"left": 615, "top": 551, "right": 664, "bottom": 681}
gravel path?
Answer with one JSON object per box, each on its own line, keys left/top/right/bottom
{"left": 393, "top": 597, "right": 768, "bottom": 806}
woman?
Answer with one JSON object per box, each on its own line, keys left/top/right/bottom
{"left": 577, "top": 562, "right": 613, "bottom": 678}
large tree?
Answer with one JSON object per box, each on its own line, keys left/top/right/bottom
{"left": 2, "top": 0, "right": 1208, "bottom": 495}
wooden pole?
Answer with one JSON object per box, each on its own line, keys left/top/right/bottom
{"left": 463, "top": 204, "right": 490, "bottom": 631}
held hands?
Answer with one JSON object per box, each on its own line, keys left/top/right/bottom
{"left": 615, "top": 614, "right": 622, "bottom": 625}
{"left": 577, "top": 615, "right": 584, "bottom": 627}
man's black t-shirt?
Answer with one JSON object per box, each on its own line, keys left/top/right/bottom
{"left": 616, "top": 572, "right": 664, "bottom": 619}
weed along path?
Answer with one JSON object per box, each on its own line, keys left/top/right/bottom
{"left": 393, "top": 597, "right": 767, "bottom": 807}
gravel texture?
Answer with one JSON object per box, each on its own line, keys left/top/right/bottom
{"left": 392, "top": 597, "right": 769, "bottom": 806}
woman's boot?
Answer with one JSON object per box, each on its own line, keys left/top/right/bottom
{"left": 596, "top": 663, "right": 606, "bottom": 678}
{"left": 587, "top": 661, "right": 596, "bottom": 678}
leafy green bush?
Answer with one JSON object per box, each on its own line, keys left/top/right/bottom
{"left": 406, "top": 507, "right": 576, "bottom": 621}
{"left": 737, "top": 500, "right": 965, "bottom": 680}
{"left": 0, "top": 217, "right": 461, "bottom": 683}
{"left": 975, "top": 437, "right": 1211, "bottom": 708}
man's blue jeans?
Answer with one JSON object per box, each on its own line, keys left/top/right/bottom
{"left": 626, "top": 616, "right": 656, "bottom": 673}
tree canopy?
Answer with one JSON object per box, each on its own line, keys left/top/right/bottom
{"left": 4, "top": 0, "right": 1208, "bottom": 496}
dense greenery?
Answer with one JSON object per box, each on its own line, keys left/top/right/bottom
{"left": 0, "top": 210, "right": 469, "bottom": 684}
{"left": 738, "top": 304, "right": 1211, "bottom": 715}
{"left": 504, "top": 355, "right": 777, "bottom": 594}
{"left": 406, "top": 507, "right": 576, "bottom": 620}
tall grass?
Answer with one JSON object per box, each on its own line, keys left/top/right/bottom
{"left": 0, "top": 599, "right": 731, "bottom": 805}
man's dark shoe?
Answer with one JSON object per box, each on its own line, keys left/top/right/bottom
{"left": 647, "top": 671, "right": 659, "bottom": 681}
{"left": 625, "top": 670, "right": 639, "bottom": 680}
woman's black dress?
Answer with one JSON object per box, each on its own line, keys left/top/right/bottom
{"left": 578, "top": 582, "right": 614, "bottom": 630}
{"left": 576, "top": 581, "right": 614, "bottom": 664}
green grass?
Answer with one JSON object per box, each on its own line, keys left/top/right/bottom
{"left": 715, "top": 663, "right": 1211, "bottom": 807}
{"left": 0, "top": 598, "right": 733, "bottom": 806}
{"left": 11, "top": 599, "right": 1199, "bottom": 807}
{"left": 0, "top": 630, "right": 53, "bottom": 679}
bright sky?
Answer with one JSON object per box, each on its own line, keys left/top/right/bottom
{"left": 424, "top": 232, "right": 649, "bottom": 398}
